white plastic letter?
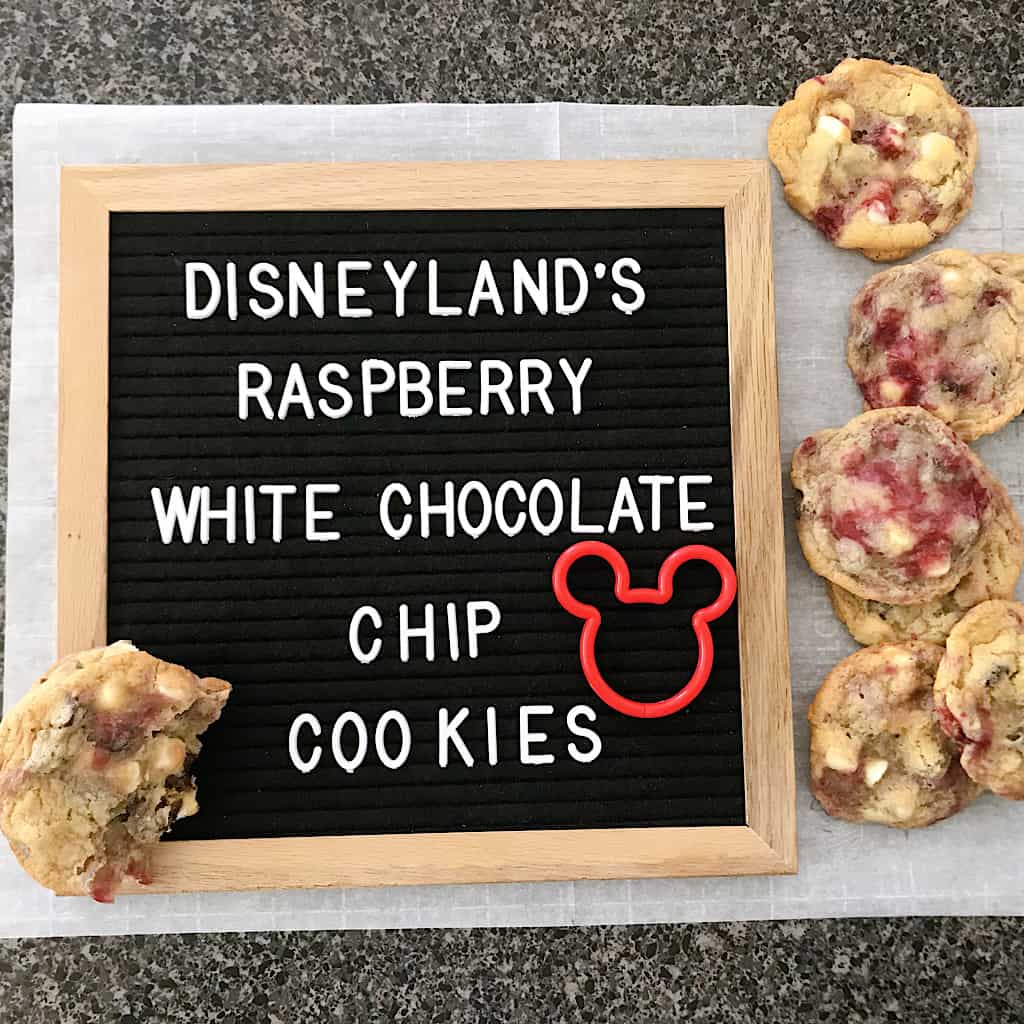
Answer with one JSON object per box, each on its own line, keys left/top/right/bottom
{"left": 151, "top": 486, "right": 203, "bottom": 544}
{"left": 608, "top": 477, "right": 644, "bottom": 534}
{"left": 528, "top": 478, "right": 564, "bottom": 537}
{"left": 679, "top": 474, "right": 714, "bottom": 532}
{"left": 287, "top": 260, "right": 325, "bottom": 318}
{"left": 248, "top": 262, "right": 284, "bottom": 319}
{"left": 399, "top": 361, "right": 434, "bottom": 418}
{"left": 512, "top": 258, "right": 548, "bottom": 315}
{"left": 361, "top": 359, "right": 397, "bottom": 416}
{"left": 331, "top": 712, "right": 368, "bottom": 775}
{"left": 305, "top": 483, "right": 341, "bottom": 541}
{"left": 278, "top": 362, "right": 315, "bottom": 420}
{"left": 288, "top": 713, "right": 322, "bottom": 774}
{"left": 558, "top": 357, "right": 593, "bottom": 415}
{"left": 438, "top": 707, "right": 474, "bottom": 767}
{"left": 567, "top": 705, "right": 602, "bottom": 763}
{"left": 519, "top": 705, "right": 556, "bottom": 765}
{"left": 400, "top": 603, "right": 436, "bottom": 663}
{"left": 466, "top": 600, "right": 501, "bottom": 658}
{"left": 348, "top": 605, "right": 383, "bottom": 664}
{"left": 379, "top": 483, "right": 413, "bottom": 540}
{"left": 554, "top": 257, "right": 589, "bottom": 315}
{"left": 467, "top": 259, "right": 505, "bottom": 316}
{"left": 237, "top": 362, "right": 274, "bottom": 421}
{"left": 337, "top": 260, "right": 373, "bottom": 318}
{"left": 610, "top": 257, "right": 646, "bottom": 314}
{"left": 519, "top": 359, "right": 555, "bottom": 415}
{"left": 438, "top": 360, "right": 472, "bottom": 417}
{"left": 185, "top": 262, "right": 221, "bottom": 319}
{"left": 382, "top": 259, "right": 418, "bottom": 317}
{"left": 317, "top": 362, "right": 353, "bottom": 419}
{"left": 375, "top": 711, "right": 412, "bottom": 770}
{"left": 427, "top": 259, "right": 463, "bottom": 316}
{"left": 479, "top": 359, "right": 516, "bottom": 415}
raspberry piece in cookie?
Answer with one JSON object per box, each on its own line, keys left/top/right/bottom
{"left": 848, "top": 250, "right": 1024, "bottom": 440}
{"left": 827, "top": 476, "right": 1024, "bottom": 644}
{"left": 809, "top": 642, "right": 979, "bottom": 827}
{"left": 768, "top": 58, "right": 977, "bottom": 261}
{"left": 791, "top": 408, "right": 994, "bottom": 605}
{"left": 0, "top": 642, "right": 230, "bottom": 901}
{"left": 935, "top": 600, "right": 1024, "bottom": 799}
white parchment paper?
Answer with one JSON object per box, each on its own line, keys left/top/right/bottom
{"left": 5, "top": 102, "right": 1023, "bottom": 938}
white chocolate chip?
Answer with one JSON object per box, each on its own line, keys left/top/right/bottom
{"left": 910, "top": 132, "right": 959, "bottom": 185}
{"left": 878, "top": 379, "right": 906, "bottom": 403}
{"left": 940, "top": 268, "right": 963, "bottom": 288}
{"left": 816, "top": 114, "right": 851, "bottom": 142}
{"left": 922, "top": 553, "right": 952, "bottom": 578}
{"left": 94, "top": 680, "right": 129, "bottom": 711}
{"left": 877, "top": 522, "right": 916, "bottom": 557}
{"left": 920, "top": 132, "right": 955, "bottom": 163}
{"left": 863, "top": 758, "right": 889, "bottom": 787}
{"left": 825, "top": 742, "right": 860, "bottom": 773}
{"left": 865, "top": 200, "right": 891, "bottom": 224}
{"left": 149, "top": 736, "right": 187, "bottom": 777}
{"left": 106, "top": 759, "right": 142, "bottom": 793}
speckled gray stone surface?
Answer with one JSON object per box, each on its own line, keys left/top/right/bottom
{"left": 3, "top": 2, "right": 1024, "bottom": 1021}
{"left": 2, "top": 919, "right": 1024, "bottom": 1022}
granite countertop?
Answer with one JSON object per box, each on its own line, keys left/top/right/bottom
{"left": 2, "top": 2, "right": 1023, "bottom": 1020}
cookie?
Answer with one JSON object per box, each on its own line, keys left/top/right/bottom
{"left": 809, "top": 642, "right": 979, "bottom": 827}
{"left": 792, "top": 407, "right": 995, "bottom": 605}
{"left": 768, "top": 58, "right": 977, "bottom": 261}
{"left": 934, "top": 600, "right": 1024, "bottom": 799}
{"left": 848, "top": 250, "right": 1024, "bottom": 440}
{"left": 827, "top": 476, "right": 1024, "bottom": 644}
{"left": 0, "top": 642, "right": 230, "bottom": 901}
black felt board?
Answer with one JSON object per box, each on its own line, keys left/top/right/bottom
{"left": 105, "top": 207, "right": 744, "bottom": 840}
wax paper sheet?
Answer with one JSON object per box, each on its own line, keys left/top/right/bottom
{"left": 5, "top": 102, "right": 1023, "bottom": 936}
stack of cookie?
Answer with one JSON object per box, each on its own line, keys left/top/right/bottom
{"left": 770, "top": 59, "right": 1024, "bottom": 828}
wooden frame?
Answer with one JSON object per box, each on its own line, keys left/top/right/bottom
{"left": 57, "top": 160, "right": 795, "bottom": 893}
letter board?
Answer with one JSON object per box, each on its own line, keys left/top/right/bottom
{"left": 58, "top": 161, "right": 795, "bottom": 892}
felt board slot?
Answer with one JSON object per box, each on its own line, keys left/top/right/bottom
{"left": 58, "top": 160, "right": 794, "bottom": 891}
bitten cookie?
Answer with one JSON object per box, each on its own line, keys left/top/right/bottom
{"left": 791, "top": 407, "right": 995, "bottom": 605}
{"left": 0, "top": 642, "right": 230, "bottom": 901}
{"left": 768, "top": 58, "right": 977, "bottom": 261}
{"left": 809, "top": 642, "right": 979, "bottom": 827}
{"left": 827, "top": 476, "right": 1024, "bottom": 644}
{"left": 848, "top": 250, "right": 1024, "bottom": 440}
{"left": 934, "top": 600, "right": 1024, "bottom": 799}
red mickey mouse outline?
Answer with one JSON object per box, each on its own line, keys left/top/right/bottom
{"left": 552, "top": 541, "right": 738, "bottom": 719}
